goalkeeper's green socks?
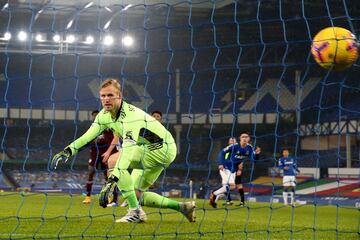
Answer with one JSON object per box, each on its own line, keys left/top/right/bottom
{"left": 126, "top": 192, "right": 139, "bottom": 209}
{"left": 141, "top": 192, "right": 180, "bottom": 211}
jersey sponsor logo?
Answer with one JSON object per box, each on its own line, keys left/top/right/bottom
{"left": 235, "top": 155, "right": 248, "bottom": 160}
{"left": 234, "top": 150, "right": 250, "bottom": 160}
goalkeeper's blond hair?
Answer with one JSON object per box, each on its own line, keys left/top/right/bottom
{"left": 100, "top": 78, "right": 122, "bottom": 95}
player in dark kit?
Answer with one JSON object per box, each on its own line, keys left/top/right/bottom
{"left": 83, "top": 110, "right": 119, "bottom": 204}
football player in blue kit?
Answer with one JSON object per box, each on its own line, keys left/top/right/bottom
{"left": 210, "top": 132, "right": 261, "bottom": 208}
{"left": 278, "top": 149, "right": 300, "bottom": 206}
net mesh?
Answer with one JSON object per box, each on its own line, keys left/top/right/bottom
{"left": 0, "top": 0, "right": 359, "bottom": 239}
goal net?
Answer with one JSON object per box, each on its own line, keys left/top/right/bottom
{"left": 0, "top": 1, "right": 359, "bottom": 239}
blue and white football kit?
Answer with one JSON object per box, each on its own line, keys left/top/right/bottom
{"left": 278, "top": 156, "right": 300, "bottom": 205}
{"left": 210, "top": 143, "right": 258, "bottom": 207}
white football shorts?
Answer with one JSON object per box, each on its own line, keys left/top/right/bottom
{"left": 283, "top": 176, "right": 296, "bottom": 187}
{"left": 220, "top": 169, "right": 236, "bottom": 185}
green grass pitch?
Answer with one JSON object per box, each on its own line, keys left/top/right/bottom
{"left": 0, "top": 192, "right": 358, "bottom": 239}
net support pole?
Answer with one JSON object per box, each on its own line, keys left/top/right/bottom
{"left": 175, "top": 68, "right": 180, "bottom": 114}
{"left": 346, "top": 134, "right": 351, "bottom": 168}
{"left": 174, "top": 68, "right": 182, "bottom": 155}
{"left": 189, "top": 179, "right": 193, "bottom": 199}
{"left": 295, "top": 70, "right": 302, "bottom": 128}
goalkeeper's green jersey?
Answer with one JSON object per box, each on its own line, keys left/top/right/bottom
{"left": 66, "top": 101, "right": 175, "bottom": 156}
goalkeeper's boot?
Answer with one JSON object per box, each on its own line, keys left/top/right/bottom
{"left": 116, "top": 207, "right": 147, "bottom": 223}
{"left": 82, "top": 196, "right": 91, "bottom": 204}
{"left": 209, "top": 191, "right": 217, "bottom": 208}
{"left": 138, "top": 207, "right": 147, "bottom": 221}
{"left": 179, "top": 201, "right": 196, "bottom": 222}
{"left": 99, "top": 176, "right": 118, "bottom": 208}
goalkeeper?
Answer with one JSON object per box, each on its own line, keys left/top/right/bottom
{"left": 51, "top": 78, "right": 195, "bottom": 223}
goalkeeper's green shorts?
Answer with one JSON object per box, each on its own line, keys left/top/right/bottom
{"left": 120, "top": 143, "right": 177, "bottom": 191}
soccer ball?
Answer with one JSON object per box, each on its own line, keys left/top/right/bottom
{"left": 311, "top": 27, "right": 358, "bottom": 71}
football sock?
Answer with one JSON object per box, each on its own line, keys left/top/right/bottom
{"left": 141, "top": 192, "right": 180, "bottom": 211}
{"left": 86, "top": 170, "right": 95, "bottom": 196}
{"left": 289, "top": 191, "right": 294, "bottom": 204}
{"left": 114, "top": 169, "right": 139, "bottom": 209}
{"left": 125, "top": 192, "right": 139, "bottom": 209}
{"left": 283, "top": 190, "right": 288, "bottom": 205}
{"left": 226, "top": 192, "right": 232, "bottom": 202}
{"left": 239, "top": 188, "right": 245, "bottom": 203}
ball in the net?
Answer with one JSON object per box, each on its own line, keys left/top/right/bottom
{"left": 311, "top": 27, "right": 358, "bottom": 71}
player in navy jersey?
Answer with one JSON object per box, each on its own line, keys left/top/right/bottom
{"left": 278, "top": 149, "right": 300, "bottom": 206}
{"left": 223, "top": 137, "right": 237, "bottom": 206}
{"left": 210, "top": 132, "right": 261, "bottom": 208}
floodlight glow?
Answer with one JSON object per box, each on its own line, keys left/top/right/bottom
{"left": 123, "top": 4, "right": 132, "bottom": 11}
{"left": 85, "top": 35, "right": 94, "bottom": 44}
{"left": 4, "top": 32, "right": 11, "bottom": 40}
{"left": 17, "top": 31, "right": 27, "bottom": 41}
{"left": 35, "top": 33, "right": 45, "bottom": 42}
{"left": 53, "top": 34, "right": 60, "bottom": 42}
{"left": 84, "top": 2, "right": 93, "bottom": 9}
{"left": 103, "top": 35, "right": 113, "bottom": 46}
{"left": 2, "top": 3, "right": 8, "bottom": 10}
{"left": 34, "top": 8, "right": 45, "bottom": 21}
{"left": 104, "top": 6, "right": 112, "bottom": 12}
{"left": 65, "top": 34, "right": 75, "bottom": 43}
{"left": 103, "top": 20, "right": 111, "bottom": 30}
{"left": 66, "top": 19, "right": 74, "bottom": 29}
{"left": 122, "top": 35, "right": 134, "bottom": 47}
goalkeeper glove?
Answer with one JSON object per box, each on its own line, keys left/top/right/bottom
{"left": 99, "top": 175, "right": 118, "bottom": 208}
{"left": 50, "top": 147, "right": 71, "bottom": 170}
